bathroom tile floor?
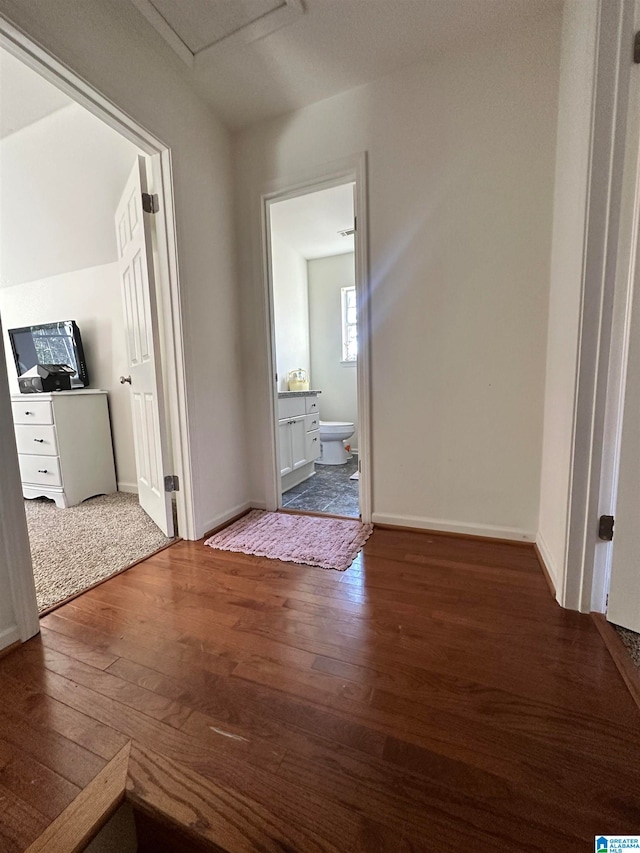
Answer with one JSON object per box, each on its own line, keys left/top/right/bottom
{"left": 282, "top": 455, "right": 359, "bottom": 517}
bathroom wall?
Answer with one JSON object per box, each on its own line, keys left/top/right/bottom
{"left": 308, "top": 253, "right": 358, "bottom": 449}
{"left": 271, "top": 232, "right": 310, "bottom": 391}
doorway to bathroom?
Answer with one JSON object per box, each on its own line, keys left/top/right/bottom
{"left": 263, "top": 161, "right": 371, "bottom": 521}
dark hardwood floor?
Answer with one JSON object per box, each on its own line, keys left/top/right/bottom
{"left": 0, "top": 527, "right": 638, "bottom": 851}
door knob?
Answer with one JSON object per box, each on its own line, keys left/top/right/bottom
{"left": 120, "top": 375, "right": 132, "bottom": 385}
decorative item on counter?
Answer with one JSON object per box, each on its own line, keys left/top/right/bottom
{"left": 287, "top": 368, "right": 309, "bottom": 391}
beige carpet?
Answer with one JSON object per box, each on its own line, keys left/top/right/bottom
{"left": 616, "top": 625, "right": 640, "bottom": 669}
{"left": 25, "top": 492, "right": 172, "bottom": 612}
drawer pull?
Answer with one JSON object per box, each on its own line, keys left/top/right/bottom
{"left": 34, "top": 438, "right": 44, "bottom": 443}
{"left": 312, "top": 437, "right": 318, "bottom": 442}
{"left": 37, "top": 469, "right": 48, "bottom": 474}
{"left": 25, "top": 411, "right": 33, "bottom": 416}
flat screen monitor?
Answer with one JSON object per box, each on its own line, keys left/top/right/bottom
{"left": 8, "top": 321, "right": 90, "bottom": 388}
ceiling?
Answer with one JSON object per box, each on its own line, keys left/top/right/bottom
{"left": 128, "top": 0, "right": 561, "bottom": 130}
{"left": 0, "top": 48, "right": 72, "bottom": 140}
{"left": 270, "top": 183, "right": 354, "bottom": 260}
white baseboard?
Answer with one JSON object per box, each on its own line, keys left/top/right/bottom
{"left": 535, "top": 532, "right": 559, "bottom": 595}
{"left": 0, "top": 624, "right": 20, "bottom": 652}
{"left": 197, "top": 501, "right": 253, "bottom": 539}
{"left": 371, "top": 512, "right": 535, "bottom": 542}
{"left": 117, "top": 482, "right": 139, "bottom": 494}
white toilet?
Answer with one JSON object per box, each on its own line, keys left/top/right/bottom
{"left": 317, "top": 420, "right": 355, "bottom": 465}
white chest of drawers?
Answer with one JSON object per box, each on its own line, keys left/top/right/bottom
{"left": 11, "top": 391, "right": 117, "bottom": 509}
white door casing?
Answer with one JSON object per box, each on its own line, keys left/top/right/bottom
{"left": 261, "top": 155, "right": 371, "bottom": 520}
{"left": 606, "top": 208, "right": 640, "bottom": 633}
{"left": 115, "top": 156, "right": 174, "bottom": 537}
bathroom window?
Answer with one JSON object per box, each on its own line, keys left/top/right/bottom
{"left": 341, "top": 286, "right": 357, "bottom": 362}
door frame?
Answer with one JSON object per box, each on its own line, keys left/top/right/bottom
{"left": 260, "top": 153, "right": 372, "bottom": 522}
{"left": 562, "top": 0, "right": 637, "bottom": 613}
{"left": 0, "top": 16, "right": 196, "bottom": 642}
{"left": 592, "top": 0, "right": 640, "bottom": 615}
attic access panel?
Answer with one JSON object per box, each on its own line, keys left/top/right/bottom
{"left": 131, "top": 0, "right": 304, "bottom": 68}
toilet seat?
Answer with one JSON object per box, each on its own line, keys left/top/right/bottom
{"left": 319, "top": 420, "right": 354, "bottom": 436}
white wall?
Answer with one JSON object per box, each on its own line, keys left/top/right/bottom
{"left": 0, "top": 98, "right": 145, "bottom": 489}
{"left": 308, "top": 253, "right": 357, "bottom": 448}
{"left": 236, "top": 9, "right": 562, "bottom": 539}
{"left": 271, "top": 232, "right": 310, "bottom": 392}
{"left": 0, "top": 263, "right": 137, "bottom": 487}
{"left": 0, "top": 0, "right": 250, "bottom": 538}
{"left": 0, "top": 102, "right": 140, "bottom": 288}
{"left": 537, "top": 0, "right": 599, "bottom": 593}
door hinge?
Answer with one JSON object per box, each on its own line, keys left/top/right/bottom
{"left": 164, "top": 474, "right": 180, "bottom": 493}
{"left": 598, "top": 514, "right": 614, "bottom": 541}
{"left": 634, "top": 31, "right": 640, "bottom": 63}
{"left": 354, "top": 216, "right": 357, "bottom": 231}
{"left": 142, "top": 192, "right": 159, "bottom": 214}
{"left": 358, "top": 460, "right": 361, "bottom": 473}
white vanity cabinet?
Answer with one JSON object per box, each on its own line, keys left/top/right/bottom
{"left": 278, "top": 416, "right": 307, "bottom": 476}
{"left": 11, "top": 391, "right": 117, "bottom": 508}
{"left": 277, "top": 392, "right": 321, "bottom": 489}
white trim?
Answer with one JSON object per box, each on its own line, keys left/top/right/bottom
{"left": 151, "top": 150, "right": 196, "bottom": 541}
{"left": 117, "top": 482, "right": 139, "bottom": 494}
{"left": 372, "top": 513, "right": 535, "bottom": 543}
{"left": 0, "top": 314, "right": 39, "bottom": 644}
{"left": 129, "top": 0, "right": 195, "bottom": 68}
{"left": 593, "top": 0, "right": 640, "bottom": 614}
{"left": 0, "top": 626, "right": 20, "bottom": 652}
{"left": 198, "top": 502, "right": 253, "bottom": 540}
{"left": 259, "top": 153, "right": 373, "bottom": 523}
{"left": 562, "top": 0, "right": 634, "bottom": 611}
{"left": 0, "top": 14, "right": 196, "bottom": 542}
{"left": 535, "top": 533, "right": 560, "bottom": 599}
{"left": 130, "top": 0, "right": 303, "bottom": 69}
{"left": 340, "top": 285, "right": 357, "bottom": 363}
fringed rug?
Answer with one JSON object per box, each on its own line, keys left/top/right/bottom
{"left": 204, "top": 509, "right": 373, "bottom": 571}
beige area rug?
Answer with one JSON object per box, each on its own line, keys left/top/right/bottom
{"left": 616, "top": 625, "right": 640, "bottom": 669}
{"left": 25, "top": 492, "right": 172, "bottom": 612}
{"left": 205, "top": 509, "right": 373, "bottom": 571}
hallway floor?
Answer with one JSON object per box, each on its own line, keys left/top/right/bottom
{"left": 0, "top": 529, "right": 638, "bottom": 850}
{"left": 282, "top": 455, "right": 359, "bottom": 516}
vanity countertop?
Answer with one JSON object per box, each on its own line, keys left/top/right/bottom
{"left": 278, "top": 390, "right": 322, "bottom": 398}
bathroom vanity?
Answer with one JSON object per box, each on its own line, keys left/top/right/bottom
{"left": 277, "top": 391, "right": 321, "bottom": 492}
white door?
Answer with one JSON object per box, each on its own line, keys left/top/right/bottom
{"left": 607, "top": 229, "right": 640, "bottom": 633}
{"left": 115, "top": 156, "right": 174, "bottom": 537}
